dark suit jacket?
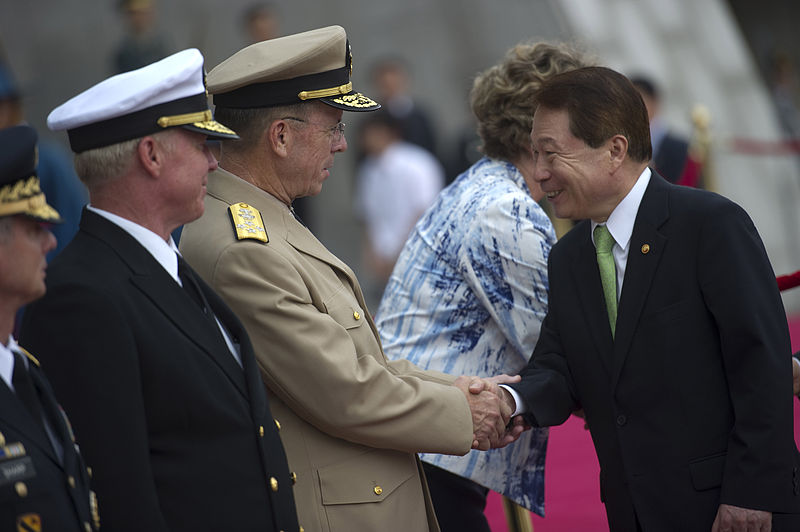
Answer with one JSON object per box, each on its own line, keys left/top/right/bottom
{"left": 20, "top": 209, "right": 299, "bottom": 532}
{"left": 0, "top": 352, "right": 97, "bottom": 532}
{"left": 511, "top": 174, "right": 800, "bottom": 531}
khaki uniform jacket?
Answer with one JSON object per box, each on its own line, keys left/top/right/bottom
{"left": 180, "top": 168, "right": 474, "bottom": 532}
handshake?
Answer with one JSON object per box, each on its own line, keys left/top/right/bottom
{"left": 454, "top": 374, "right": 528, "bottom": 451}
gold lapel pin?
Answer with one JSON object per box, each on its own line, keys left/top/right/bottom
{"left": 641, "top": 244, "right": 650, "bottom": 254}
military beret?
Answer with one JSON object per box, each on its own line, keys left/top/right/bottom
{"left": 47, "top": 48, "right": 239, "bottom": 153}
{"left": 0, "top": 125, "right": 61, "bottom": 223}
{"left": 208, "top": 25, "right": 380, "bottom": 112}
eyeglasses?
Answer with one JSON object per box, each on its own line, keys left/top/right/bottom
{"left": 282, "top": 116, "right": 346, "bottom": 142}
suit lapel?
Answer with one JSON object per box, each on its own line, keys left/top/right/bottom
{"left": 609, "top": 175, "right": 670, "bottom": 389}
{"left": 80, "top": 210, "right": 248, "bottom": 398}
{"left": 0, "top": 380, "right": 60, "bottom": 464}
{"left": 569, "top": 223, "right": 615, "bottom": 375}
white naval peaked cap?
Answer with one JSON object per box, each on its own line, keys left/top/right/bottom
{"left": 47, "top": 48, "right": 238, "bottom": 153}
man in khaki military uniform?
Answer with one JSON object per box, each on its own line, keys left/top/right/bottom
{"left": 180, "top": 26, "right": 521, "bottom": 532}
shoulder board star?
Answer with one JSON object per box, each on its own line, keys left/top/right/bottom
{"left": 228, "top": 203, "right": 268, "bottom": 243}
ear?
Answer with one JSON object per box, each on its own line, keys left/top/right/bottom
{"left": 608, "top": 134, "right": 628, "bottom": 168}
{"left": 266, "top": 119, "right": 292, "bottom": 158}
{"left": 136, "top": 136, "right": 165, "bottom": 178}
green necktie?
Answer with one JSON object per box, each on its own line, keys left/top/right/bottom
{"left": 593, "top": 224, "right": 617, "bottom": 336}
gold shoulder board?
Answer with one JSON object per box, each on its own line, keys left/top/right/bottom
{"left": 17, "top": 347, "right": 40, "bottom": 367}
{"left": 228, "top": 203, "right": 268, "bottom": 243}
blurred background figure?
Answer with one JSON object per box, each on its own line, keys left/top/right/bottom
{"left": 112, "top": 0, "right": 172, "bottom": 73}
{"left": 767, "top": 50, "right": 800, "bottom": 140}
{"left": 241, "top": 2, "right": 280, "bottom": 44}
{"left": 630, "top": 75, "right": 690, "bottom": 185}
{"left": 0, "top": 61, "right": 86, "bottom": 262}
{"left": 371, "top": 56, "right": 438, "bottom": 159}
{"left": 355, "top": 110, "right": 443, "bottom": 305}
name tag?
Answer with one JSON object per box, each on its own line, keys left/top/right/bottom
{"left": 0, "top": 457, "right": 35, "bottom": 486}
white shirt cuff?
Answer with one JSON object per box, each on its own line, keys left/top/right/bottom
{"left": 499, "top": 384, "right": 527, "bottom": 417}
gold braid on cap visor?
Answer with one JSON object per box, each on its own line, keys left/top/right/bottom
{"left": 157, "top": 110, "right": 236, "bottom": 135}
{"left": 298, "top": 82, "right": 353, "bottom": 101}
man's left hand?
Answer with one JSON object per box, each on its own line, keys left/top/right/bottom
{"left": 711, "top": 503, "right": 771, "bottom": 532}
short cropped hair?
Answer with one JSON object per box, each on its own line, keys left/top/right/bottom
{"left": 72, "top": 129, "right": 181, "bottom": 188}
{"left": 470, "top": 41, "right": 587, "bottom": 162}
{"left": 214, "top": 102, "right": 309, "bottom": 152}
{"left": 73, "top": 137, "right": 141, "bottom": 188}
{"left": 534, "top": 66, "right": 652, "bottom": 163}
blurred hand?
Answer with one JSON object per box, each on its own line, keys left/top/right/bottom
{"left": 711, "top": 503, "right": 771, "bottom": 532}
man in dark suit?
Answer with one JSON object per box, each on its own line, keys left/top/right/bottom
{"left": 0, "top": 124, "right": 99, "bottom": 532}
{"left": 19, "top": 49, "right": 300, "bottom": 532}
{"left": 497, "top": 66, "right": 800, "bottom": 531}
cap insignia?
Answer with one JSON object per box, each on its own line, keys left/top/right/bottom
{"left": 0, "top": 176, "right": 41, "bottom": 203}
{"left": 229, "top": 203, "right": 268, "bottom": 243}
{"left": 195, "top": 121, "right": 237, "bottom": 135}
{"left": 331, "top": 93, "right": 379, "bottom": 109}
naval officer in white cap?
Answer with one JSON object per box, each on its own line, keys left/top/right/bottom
{"left": 179, "top": 26, "right": 522, "bottom": 532}
{"left": 20, "top": 49, "right": 301, "bottom": 532}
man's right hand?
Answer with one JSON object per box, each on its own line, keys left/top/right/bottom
{"left": 454, "top": 376, "right": 510, "bottom": 450}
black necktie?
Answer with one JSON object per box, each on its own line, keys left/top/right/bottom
{"left": 177, "top": 255, "right": 214, "bottom": 320}
{"left": 12, "top": 351, "right": 46, "bottom": 430}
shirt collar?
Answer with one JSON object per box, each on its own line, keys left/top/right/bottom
{"left": 592, "top": 167, "right": 651, "bottom": 250}
{"left": 0, "top": 335, "right": 20, "bottom": 389}
{"left": 87, "top": 205, "right": 181, "bottom": 283}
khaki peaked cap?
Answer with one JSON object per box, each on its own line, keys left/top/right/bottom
{"left": 208, "top": 25, "right": 380, "bottom": 112}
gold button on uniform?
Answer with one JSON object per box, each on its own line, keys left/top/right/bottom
{"left": 641, "top": 244, "right": 650, "bottom": 254}
{"left": 291, "top": 472, "right": 297, "bottom": 485}
{"left": 15, "top": 481, "right": 27, "bottom": 497}
{"left": 87, "top": 466, "right": 93, "bottom": 478}
{"left": 259, "top": 425, "right": 265, "bottom": 437}
{"left": 373, "top": 486, "right": 382, "bottom": 496}
{"left": 353, "top": 311, "right": 360, "bottom": 320}
{"left": 275, "top": 419, "right": 281, "bottom": 431}
{"left": 270, "top": 477, "right": 279, "bottom": 491}
{"left": 68, "top": 475, "right": 76, "bottom": 488}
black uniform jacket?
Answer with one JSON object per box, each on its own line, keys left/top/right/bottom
{"left": 511, "top": 174, "right": 800, "bottom": 531}
{"left": 20, "top": 209, "right": 299, "bottom": 532}
{"left": 0, "top": 351, "right": 98, "bottom": 532}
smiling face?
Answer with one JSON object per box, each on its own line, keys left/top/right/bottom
{"left": 285, "top": 103, "right": 347, "bottom": 199}
{"left": 531, "top": 107, "right": 624, "bottom": 222}
{"left": 0, "top": 216, "right": 57, "bottom": 309}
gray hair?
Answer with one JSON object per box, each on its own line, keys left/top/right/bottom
{"left": 214, "top": 102, "right": 309, "bottom": 152}
{"left": 72, "top": 130, "right": 178, "bottom": 189}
